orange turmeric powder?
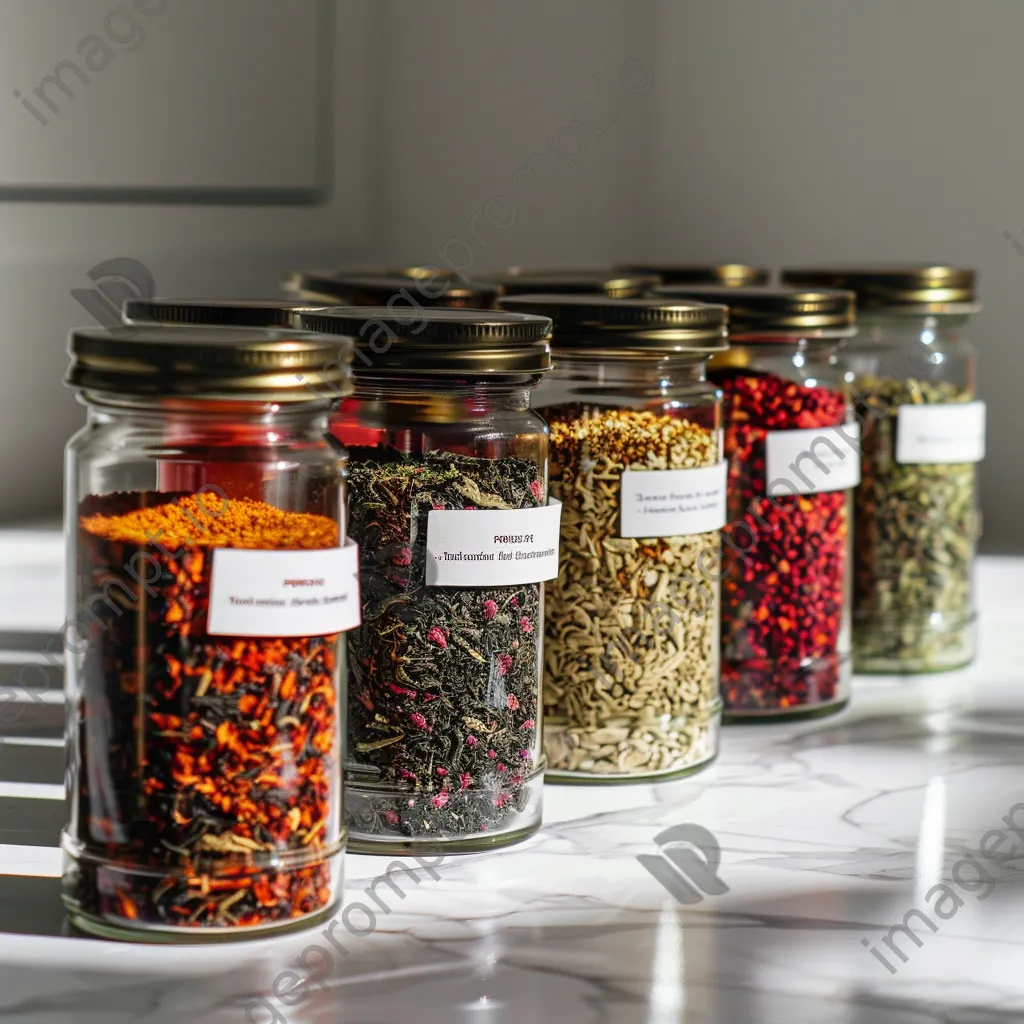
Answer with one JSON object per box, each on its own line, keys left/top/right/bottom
{"left": 80, "top": 494, "right": 338, "bottom": 549}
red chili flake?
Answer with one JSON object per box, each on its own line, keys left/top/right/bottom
{"left": 506, "top": 693, "right": 520, "bottom": 711}
{"left": 712, "top": 370, "right": 850, "bottom": 714}
{"left": 426, "top": 626, "right": 448, "bottom": 648}
{"left": 483, "top": 599, "right": 499, "bottom": 622}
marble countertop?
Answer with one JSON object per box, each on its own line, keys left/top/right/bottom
{"left": 0, "top": 532, "right": 1022, "bottom": 1023}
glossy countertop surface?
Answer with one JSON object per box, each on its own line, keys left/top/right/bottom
{"left": 0, "top": 532, "right": 1021, "bottom": 1023}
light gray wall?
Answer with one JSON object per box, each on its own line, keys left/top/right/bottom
{"left": 647, "top": 0, "right": 1023, "bottom": 551}
{"left": 0, "top": 0, "right": 1019, "bottom": 551}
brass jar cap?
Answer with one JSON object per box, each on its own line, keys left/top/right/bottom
{"left": 293, "top": 307, "right": 553, "bottom": 375}
{"left": 481, "top": 268, "right": 658, "bottom": 299}
{"left": 618, "top": 262, "right": 770, "bottom": 287}
{"left": 124, "top": 298, "right": 327, "bottom": 328}
{"left": 652, "top": 285, "right": 856, "bottom": 337}
{"left": 496, "top": 294, "right": 728, "bottom": 356}
{"left": 283, "top": 269, "right": 500, "bottom": 309}
{"left": 66, "top": 325, "right": 352, "bottom": 401}
{"left": 780, "top": 265, "right": 978, "bottom": 313}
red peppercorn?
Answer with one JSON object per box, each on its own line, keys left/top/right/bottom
{"left": 713, "top": 369, "right": 850, "bottom": 716}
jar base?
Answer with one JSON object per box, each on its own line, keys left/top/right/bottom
{"left": 344, "top": 766, "right": 544, "bottom": 855}
{"left": 546, "top": 749, "right": 718, "bottom": 785}
{"left": 853, "top": 620, "right": 975, "bottom": 675}
{"left": 723, "top": 697, "right": 850, "bottom": 724}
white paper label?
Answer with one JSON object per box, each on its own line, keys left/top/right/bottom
{"left": 896, "top": 401, "right": 986, "bottom": 464}
{"left": 425, "top": 500, "right": 562, "bottom": 587}
{"left": 619, "top": 461, "right": 728, "bottom": 538}
{"left": 207, "top": 541, "right": 361, "bottom": 637}
{"left": 765, "top": 423, "right": 861, "bottom": 496}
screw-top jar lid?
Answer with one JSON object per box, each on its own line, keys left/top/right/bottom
{"left": 618, "top": 262, "right": 771, "bottom": 287}
{"left": 65, "top": 325, "right": 353, "bottom": 401}
{"left": 124, "top": 298, "right": 327, "bottom": 328}
{"left": 292, "top": 307, "right": 553, "bottom": 375}
{"left": 480, "top": 268, "right": 658, "bottom": 299}
{"left": 652, "top": 285, "right": 856, "bottom": 338}
{"left": 495, "top": 294, "right": 728, "bottom": 356}
{"left": 284, "top": 269, "right": 500, "bottom": 309}
{"left": 780, "top": 265, "right": 979, "bottom": 314}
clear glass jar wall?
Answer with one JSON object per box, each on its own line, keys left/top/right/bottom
{"left": 841, "top": 314, "right": 979, "bottom": 672}
{"left": 62, "top": 327, "right": 350, "bottom": 942}
{"left": 296, "top": 306, "right": 555, "bottom": 854}
{"left": 534, "top": 354, "right": 724, "bottom": 780}
{"left": 709, "top": 338, "right": 854, "bottom": 719}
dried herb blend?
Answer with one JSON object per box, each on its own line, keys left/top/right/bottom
{"left": 67, "top": 493, "right": 344, "bottom": 935}
{"left": 344, "top": 448, "right": 544, "bottom": 842}
{"left": 853, "top": 378, "right": 977, "bottom": 670}
{"left": 714, "top": 371, "right": 850, "bottom": 715}
{"left": 543, "top": 406, "right": 721, "bottom": 778}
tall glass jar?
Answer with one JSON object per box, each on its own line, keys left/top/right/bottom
{"left": 283, "top": 267, "right": 500, "bottom": 310}
{"left": 481, "top": 268, "right": 658, "bottom": 298}
{"left": 657, "top": 285, "right": 858, "bottom": 720}
{"left": 618, "top": 262, "right": 771, "bottom": 287}
{"left": 783, "top": 266, "right": 983, "bottom": 673}
{"left": 62, "top": 325, "right": 356, "bottom": 942}
{"left": 499, "top": 295, "right": 729, "bottom": 781}
{"left": 295, "top": 307, "right": 555, "bottom": 854}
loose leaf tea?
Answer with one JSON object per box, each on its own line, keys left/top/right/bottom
{"left": 345, "top": 448, "right": 543, "bottom": 842}
{"left": 543, "top": 406, "right": 721, "bottom": 778}
{"left": 713, "top": 371, "right": 850, "bottom": 715}
{"left": 67, "top": 493, "right": 343, "bottom": 934}
{"left": 853, "top": 378, "right": 976, "bottom": 670}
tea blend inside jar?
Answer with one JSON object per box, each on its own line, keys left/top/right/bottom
{"left": 782, "top": 266, "right": 983, "bottom": 672}
{"left": 500, "top": 294, "right": 729, "bottom": 781}
{"left": 656, "top": 284, "right": 858, "bottom": 719}
{"left": 295, "top": 306, "right": 557, "bottom": 853}
{"left": 62, "top": 325, "right": 356, "bottom": 942}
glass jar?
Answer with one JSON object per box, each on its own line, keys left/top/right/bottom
{"left": 62, "top": 325, "right": 356, "bottom": 942}
{"left": 499, "top": 295, "right": 729, "bottom": 781}
{"left": 783, "top": 266, "right": 982, "bottom": 673}
{"left": 618, "top": 263, "right": 771, "bottom": 287}
{"left": 294, "top": 306, "right": 555, "bottom": 854}
{"left": 481, "top": 269, "right": 658, "bottom": 298}
{"left": 283, "top": 267, "right": 500, "bottom": 310}
{"left": 657, "top": 285, "right": 858, "bottom": 720}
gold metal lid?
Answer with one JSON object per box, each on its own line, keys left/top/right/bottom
{"left": 481, "top": 268, "right": 658, "bottom": 299}
{"left": 66, "top": 325, "right": 352, "bottom": 401}
{"left": 496, "top": 294, "right": 728, "bottom": 356}
{"left": 652, "top": 285, "right": 856, "bottom": 337}
{"left": 618, "top": 262, "right": 770, "bottom": 287}
{"left": 123, "top": 298, "right": 326, "bottom": 328}
{"left": 780, "top": 265, "right": 978, "bottom": 313}
{"left": 283, "top": 269, "right": 500, "bottom": 309}
{"left": 292, "top": 307, "right": 553, "bottom": 375}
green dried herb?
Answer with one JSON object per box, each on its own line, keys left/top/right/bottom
{"left": 344, "top": 448, "right": 543, "bottom": 844}
{"left": 853, "top": 377, "right": 977, "bottom": 672}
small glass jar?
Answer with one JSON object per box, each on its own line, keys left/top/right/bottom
{"left": 657, "top": 285, "right": 858, "bottom": 720}
{"left": 481, "top": 268, "right": 658, "bottom": 298}
{"left": 618, "top": 263, "right": 771, "bottom": 287}
{"left": 499, "top": 295, "right": 729, "bottom": 781}
{"left": 295, "top": 306, "right": 554, "bottom": 854}
{"left": 62, "top": 325, "right": 356, "bottom": 942}
{"left": 783, "top": 266, "right": 982, "bottom": 673}
{"left": 283, "top": 267, "right": 500, "bottom": 309}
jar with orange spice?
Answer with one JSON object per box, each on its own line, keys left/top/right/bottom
{"left": 61, "top": 324, "right": 358, "bottom": 941}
